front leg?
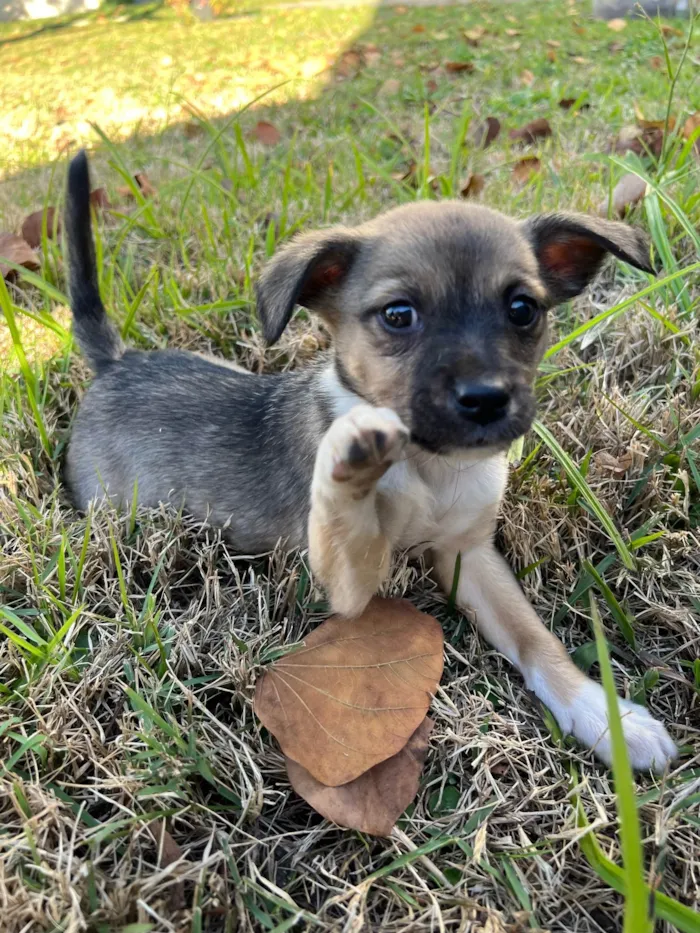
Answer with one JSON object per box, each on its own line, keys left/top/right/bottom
{"left": 433, "top": 544, "right": 677, "bottom": 772}
{"left": 309, "top": 405, "right": 408, "bottom": 617}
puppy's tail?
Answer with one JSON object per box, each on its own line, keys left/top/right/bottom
{"left": 65, "top": 150, "right": 123, "bottom": 374}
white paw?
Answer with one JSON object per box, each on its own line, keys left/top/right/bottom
{"left": 317, "top": 405, "right": 409, "bottom": 494}
{"left": 565, "top": 681, "right": 677, "bottom": 772}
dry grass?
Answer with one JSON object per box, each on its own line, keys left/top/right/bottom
{"left": 1, "top": 1, "right": 699, "bottom": 931}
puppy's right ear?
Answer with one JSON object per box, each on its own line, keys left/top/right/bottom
{"left": 256, "top": 229, "right": 359, "bottom": 345}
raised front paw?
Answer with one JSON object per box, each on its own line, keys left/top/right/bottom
{"left": 567, "top": 681, "right": 677, "bottom": 772}
{"left": 318, "top": 404, "right": 409, "bottom": 496}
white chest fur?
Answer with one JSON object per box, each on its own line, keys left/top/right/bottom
{"left": 320, "top": 364, "right": 509, "bottom": 556}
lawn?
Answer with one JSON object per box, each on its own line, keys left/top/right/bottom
{"left": 1, "top": 1, "right": 699, "bottom": 931}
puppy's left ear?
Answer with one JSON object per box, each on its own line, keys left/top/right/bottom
{"left": 256, "top": 229, "right": 360, "bottom": 345}
{"left": 522, "top": 213, "right": 653, "bottom": 304}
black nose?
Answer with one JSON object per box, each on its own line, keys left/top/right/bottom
{"left": 454, "top": 382, "right": 510, "bottom": 425}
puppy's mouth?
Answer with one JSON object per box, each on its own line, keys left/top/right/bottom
{"left": 409, "top": 396, "right": 536, "bottom": 455}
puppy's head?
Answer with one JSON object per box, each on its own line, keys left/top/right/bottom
{"left": 257, "top": 202, "right": 652, "bottom": 454}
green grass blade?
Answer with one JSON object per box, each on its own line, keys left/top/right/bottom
{"left": 544, "top": 263, "right": 700, "bottom": 360}
{"left": 589, "top": 595, "right": 652, "bottom": 933}
{"left": 533, "top": 421, "right": 635, "bottom": 570}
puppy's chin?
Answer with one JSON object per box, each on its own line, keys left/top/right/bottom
{"left": 410, "top": 401, "right": 536, "bottom": 456}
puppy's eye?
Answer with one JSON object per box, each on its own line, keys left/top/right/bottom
{"left": 380, "top": 303, "right": 420, "bottom": 332}
{"left": 508, "top": 295, "right": 540, "bottom": 328}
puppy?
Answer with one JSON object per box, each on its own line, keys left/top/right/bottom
{"left": 64, "top": 150, "right": 677, "bottom": 771}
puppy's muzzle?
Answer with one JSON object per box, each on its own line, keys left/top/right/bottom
{"left": 453, "top": 381, "right": 510, "bottom": 426}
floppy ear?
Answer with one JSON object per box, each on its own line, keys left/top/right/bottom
{"left": 255, "top": 229, "right": 360, "bottom": 345}
{"left": 522, "top": 213, "right": 654, "bottom": 304}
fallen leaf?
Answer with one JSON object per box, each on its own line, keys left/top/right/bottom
{"left": 464, "top": 26, "right": 486, "bottom": 46}
{"left": 634, "top": 102, "right": 675, "bottom": 132}
{"left": 470, "top": 116, "right": 501, "bottom": 148}
{"left": 286, "top": 717, "right": 434, "bottom": 836}
{"left": 252, "top": 121, "right": 281, "bottom": 145}
{"left": 425, "top": 78, "right": 439, "bottom": 94}
{"left": 0, "top": 232, "right": 40, "bottom": 279}
{"left": 615, "top": 124, "right": 664, "bottom": 158}
{"left": 117, "top": 171, "right": 158, "bottom": 200}
{"left": 546, "top": 39, "right": 561, "bottom": 48}
{"left": 660, "top": 24, "right": 682, "bottom": 37}
{"left": 411, "top": 23, "right": 426, "bottom": 33}
{"left": 336, "top": 49, "right": 362, "bottom": 78}
{"left": 148, "top": 820, "right": 185, "bottom": 910}
{"left": 593, "top": 450, "right": 633, "bottom": 475}
{"left": 509, "top": 118, "right": 552, "bottom": 144}
{"left": 21, "top": 207, "right": 61, "bottom": 249}
{"left": 547, "top": 49, "right": 557, "bottom": 63}
{"left": 183, "top": 121, "right": 204, "bottom": 138}
{"left": 649, "top": 56, "right": 664, "bottom": 70}
{"left": 610, "top": 172, "right": 647, "bottom": 217}
{"left": 512, "top": 157, "right": 541, "bottom": 185}
{"left": 445, "top": 60, "right": 475, "bottom": 73}
{"left": 89, "top": 188, "right": 111, "bottom": 212}
{"left": 460, "top": 172, "right": 486, "bottom": 198}
{"left": 607, "top": 17, "right": 627, "bottom": 31}
{"left": 505, "top": 41, "right": 521, "bottom": 52}
{"left": 520, "top": 69, "right": 535, "bottom": 87}
{"left": 505, "top": 28, "right": 520, "bottom": 36}
{"left": 393, "top": 4, "right": 407, "bottom": 12}
{"left": 609, "top": 40, "right": 625, "bottom": 53}
{"left": 378, "top": 77, "right": 402, "bottom": 97}
{"left": 559, "top": 98, "right": 577, "bottom": 110}
{"left": 572, "top": 56, "right": 588, "bottom": 65}
{"left": 255, "top": 597, "right": 444, "bottom": 787}
{"left": 683, "top": 111, "right": 700, "bottom": 139}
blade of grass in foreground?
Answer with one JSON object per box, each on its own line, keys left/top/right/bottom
{"left": 590, "top": 594, "right": 652, "bottom": 933}
{"left": 533, "top": 421, "right": 635, "bottom": 570}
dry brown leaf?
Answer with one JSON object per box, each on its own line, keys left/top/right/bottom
{"left": 183, "top": 121, "right": 204, "bottom": 138}
{"left": 470, "top": 116, "right": 501, "bottom": 148}
{"left": 460, "top": 172, "right": 486, "bottom": 198}
{"left": 610, "top": 172, "right": 647, "bottom": 218}
{"left": 607, "top": 17, "right": 627, "bottom": 31}
{"left": 547, "top": 39, "right": 561, "bottom": 48}
{"left": 547, "top": 49, "right": 557, "bottom": 63}
{"left": 593, "top": 450, "right": 633, "bottom": 476}
{"left": 512, "top": 157, "right": 541, "bottom": 185}
{"left": 252, "top": 121, "right": 281, "bottom": 145}
{"left": 559, "top": 97, "right": 576, "bottom": 110}
{"left": 0, "top": 232, "right": 40, "bottom": 279}
{"left": 464, "top": 26, "right": 486, "bottom": 46}
{"left": 425, "top": 78, "right": 439, "bottom": 94}
{"left": 445, "top": 60, "right": 475, "bottom": 73}
{"left": 378, "top": 77, "right": 402, "bottom": 97}
{"left": 411, "top": 23, "right": 426, "bottom": 33}
{"left": 21, "top": 207, "right": 61, "bottom": 249}
{"left": 683, "top": 111, "right": 700, "bottom": 140}
{"left": 505, "top": 28, "right": 520, "bottom": 36}
{"left": 572, "top": 56, "right": 588, "bottom": 65}
{"left": 615, "top": 125, "right": 664, "bottom": 158}
{"left": 660, "top": 24, "right": 682, "bottom": 37}
{"left": 336, "top": 49, "right": 362, "bottom": 78}
{"left": 634, "top": 102, "right": 675, "bottom": 132}
{"left": 286, "top": 717, "right": 434, "bottom": 836}
{"left": 255, "top": 597, "right": 444, "bottom": 787}
{"left": 649, "top": 55, "right": 664, "bottom": 70}
{"left": 149, "top": 819, "right": 185, "bottom": 910}
{"left": 520, "top": 69, "right": 535, "bottom": 87}
{"left": 117, "top": 172, "right": 158, "bottom": 200}
{"left": 505, "top": 41, "right": 521, "bottom": 52}
{"left": 509, "top": 118, "right": 552, "bottom": 144}
{"left": 90, "top": 188, "right": 111, "bottom": 212}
